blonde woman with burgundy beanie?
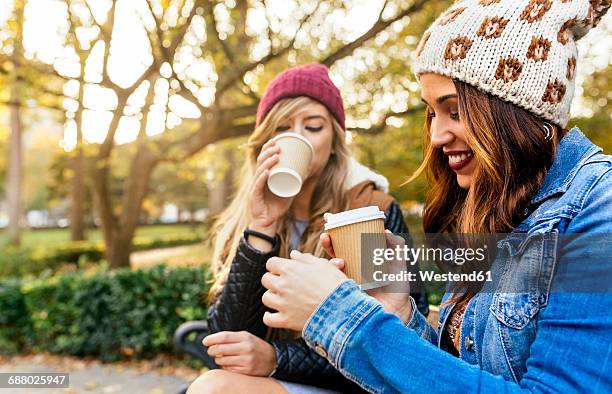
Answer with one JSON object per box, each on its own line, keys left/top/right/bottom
{"left": 187, "top": 64, "right": 428, "bottom": 393}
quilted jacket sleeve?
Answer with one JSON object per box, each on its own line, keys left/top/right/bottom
{"left": 271, "top": 338, "right": 367, "bottom": 393}
{"left": 206, "top": 236, "right": 278, "bottom": 338}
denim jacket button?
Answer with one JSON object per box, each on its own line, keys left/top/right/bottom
{"left": 315, "top": 344, "right": 328, "bottom": 358}
{"left": 464, "top": 336, "right": 474, "bottom": 351}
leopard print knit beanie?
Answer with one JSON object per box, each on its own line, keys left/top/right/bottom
{"left": 413, "top": 0, "right": 611, "bottom": 127}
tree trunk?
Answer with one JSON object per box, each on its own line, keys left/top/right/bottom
{"left": 207, "top": 146, "right": 236, "bottom": 215}
{"left": 6, "top": 92, "right": 23, "bottom": 246}
{"left": 106, "top": 145, "right": 158, "bottom": 268}
{"left": 6, "top": 0, "right": 25, "bottom": 246}
{"left": 70, "top": 78, "right": 87, "bottom": 241}
{"left": 92, "top": 162, "right": 116, "bottom": 261}
{"left": 70, "top": 144, "right": 86, "bottom": 240}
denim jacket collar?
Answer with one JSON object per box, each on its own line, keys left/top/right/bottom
{"left": 528, "top": 127, "right": 601, "bottom": 207}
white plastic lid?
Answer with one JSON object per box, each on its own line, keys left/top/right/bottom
{"left": 271, "top": 132, "right": 314, "bottom": 155}
{"left": 324, "top": 206, "right": 386, "bottom": 230}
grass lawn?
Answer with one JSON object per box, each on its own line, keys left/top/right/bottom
{"left": 0, "top": 224, "right": 207, "bottom": 249}
{"left": 131, "top": 243, "right": 212, "bottom": 269}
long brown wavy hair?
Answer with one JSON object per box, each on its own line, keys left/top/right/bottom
{"left": 409, "top": 80, "right": 567, "bottom": 303}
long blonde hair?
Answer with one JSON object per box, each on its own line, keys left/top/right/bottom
{"left": 209, "top": 96, "right": 350, "bottom": 299}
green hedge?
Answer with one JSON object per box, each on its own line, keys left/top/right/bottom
{"left": 0, "top": 279, "right": 32, "bottom": 354}
{"left": 0, "top": 233, "right": 204, "bottom": 279}
{"left": 0, "top": 265, "right": 209, "bottom": 360}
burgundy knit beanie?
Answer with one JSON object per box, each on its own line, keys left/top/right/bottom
{"left": 255, "top": 63, "right": 345, "bottom": 130}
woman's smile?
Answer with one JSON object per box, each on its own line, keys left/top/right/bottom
{"left": 444, "top": 149, "right": 474, "bottom": 172}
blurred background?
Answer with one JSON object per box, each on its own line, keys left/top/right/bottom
{"left": 0, "top": 0, "right": 609, "bottom": 391}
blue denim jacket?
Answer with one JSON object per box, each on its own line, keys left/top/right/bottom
{"left": 302, "top": 128, "right": 612, "bottom": 393}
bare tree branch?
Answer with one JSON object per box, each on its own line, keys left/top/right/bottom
{"left": 215, "top": 1, "right": 321, "bottom": 96}
{"left": 224, "top": 121, "right": 255, "bottom": 139}
{"left": 349, "top": 106, "right": 424, "bottom": 135}
{"left": 121, "top": 60, "right": 159, "bottom": 96}
{"left": 27, "top": 81, "right": 68, "bottom": 101}
{"left": 0, "top": 100, "right": 65, "bottom": 112}
{"left": 94, "top": 0, "right": 119, "bottom": 90}
{"left": 206, "top": 0, "right": 236, "bottom": 63}
{"left": 261, "top": 0, "right": 275, "bottom": 52}
{"left": 321, "top": 0, "right": 427, "bottom": 67}
{"left": 144, "top": 0, "right": 207, "bottom": 112}
{"left": 240, "top": 82, "right": 260, "bottom": 102}
{"left": 161, "top": 116, "right": 223, "bottom": 161}
{"left": 377, "top": 0, "right": 390, "bottom": 22}
{"left": 224, "top": 103, "right": 258, "bottom": 119}
{"left": 83, "top": 0, "right": 111, "bottom": 39}
{"left": 145, "top": 0, "right": 205, "bottom": 60}
{"left": 137, "top": 75, "right": 158, "bottom": 141}
{"left": 168, "top": 0, "right": 206, "bottom": 58}
{"left": 99, "top": 95, "right": 128, "bottom": 159}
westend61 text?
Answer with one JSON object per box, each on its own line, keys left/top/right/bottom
{"left": 373, "top": 270, "right": 493, "bottom": 283}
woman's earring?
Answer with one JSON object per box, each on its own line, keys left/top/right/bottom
{"left": 542, "top": 122, "right": 553, "bottom": 142}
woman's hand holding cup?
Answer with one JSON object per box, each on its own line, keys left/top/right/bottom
{"left": 320, "top": 214, "right": 413, "bottom": 323}
{"left": 248, "top": 139, "right": 294, "bottom": 250}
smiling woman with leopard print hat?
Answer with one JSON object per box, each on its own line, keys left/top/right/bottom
{"left": 255, "top": 1, "right": 612, "bottom": 393}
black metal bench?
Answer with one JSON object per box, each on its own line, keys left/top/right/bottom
{"left": 173, "top": 321, "right": 218, "bottom": 394}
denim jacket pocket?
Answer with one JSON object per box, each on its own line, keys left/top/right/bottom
{"left": 493, "top": 223, "right": 559, "bottom": 323}
{"left": 488, "top": 291, "right": 543, "bottom": 382}
{"left": 490, "top": 292, "right": 540, "bottom": 329}
{"left": 489, "top": 224, "right": 559, "bottom": 382}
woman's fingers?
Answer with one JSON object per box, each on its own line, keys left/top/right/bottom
{"left": 207, "top": 342, "right": 248, "bottom": 357}
{"left": 214, "top": 355, "right": 245, "bottom": 367}
{"left": 256, "top": 143, "right": 280, "bottom": 166}
{"left": 385, "top": 230, "right": 406, "bottom": 248}
{"left": 261, "top": 272, "right": 282, "bottom": 294}
{"left": 202, "top": 331, "right": 243, "bottom": 347}
{"left": 251, "top": 154, "right": 281, "bottom": 200}
{"left": 329, "top": 258, "right": 345, "bottom": 270}
{"left": 259, "top": 138, "right": 277, "bottom": 155}
{"left": 252, "top": 167, "right": 270, "bottom": 201}
{"left": 253, "top": 154, "right": 279, "bottom": 181}
{"left": 319, "top": 233, "right": 335, "bottom": 258}
{"left": 261, "top": 290, "right": 284, "bottom": 310}
{"left": 263, "top": 311, "right": 285, "bottom": 328}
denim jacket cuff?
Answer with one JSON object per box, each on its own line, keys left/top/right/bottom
{"left": 405, "top": 296, "right": 419, "bottom": 327}
{"left": 302, "top": 280, "right": 382, "bottom": 367}
{"left": 405, "top": 296, "right": 437, "bottom": 344}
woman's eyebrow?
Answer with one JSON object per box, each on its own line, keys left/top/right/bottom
{"left": 304, "top": 115, "right": 326, "bottom": 121}
{"left": 436, "top": 94, "right": 458, "bottom": 104}
{"left": 421, "top": 94, "right": 458, "bottom": 106}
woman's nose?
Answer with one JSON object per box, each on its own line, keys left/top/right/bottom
{"left": 430, "top": 123, "right": 454, "bottom": 148}
{"left": 292, "top": 123, "right": 305, "bottom": 135}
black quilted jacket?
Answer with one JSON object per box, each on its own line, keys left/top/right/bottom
{"left": 207, "top": 202, "right": 429, "bottom": 392}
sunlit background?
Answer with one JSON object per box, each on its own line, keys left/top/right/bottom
{"left": 2, "top": 0, "right": 609, "bottom": 150}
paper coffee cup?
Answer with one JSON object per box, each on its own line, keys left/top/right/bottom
{"left": 324, "top": 206, "right": 389, "bottom": 290}
{"left": 267, "top": 132, "right": 314, "bottom": 198}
